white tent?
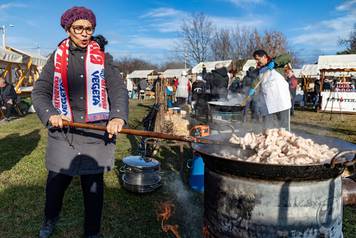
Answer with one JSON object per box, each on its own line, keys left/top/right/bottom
{"left": 318, "top": 54, "right": 356, "bottom": 70}
{"left": 0, "top": 48, "right": 23, "bottom": 64}
{"left": 7, "top": 46, "right": 48, "bottom": 67}
{"left": 292, "top": 69, "right": 302, "bottom": 78}
{"left": 127, "top": 70, "right": 157, "bottom": 79}
{"left": 192, "top": 60, "right": 232, "bottom": 74}
{"left": 163, "top": 68, "right": 190, "bottom": 78}
{"left": 318, "top": 54, "right": 356, "bottom": 77}
{"left": 301, "top": 64, "right": 320, "bottom": 78}
{"left": 242, "top": 59, "right": 257, "bottom": 72}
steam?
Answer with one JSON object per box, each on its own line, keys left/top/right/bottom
{"left": 164, "top": 173, "right": 203, "bottom": 238}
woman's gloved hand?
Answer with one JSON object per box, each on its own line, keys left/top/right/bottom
{"left": 107, "top": 118, "right": 125, "bottom": 139}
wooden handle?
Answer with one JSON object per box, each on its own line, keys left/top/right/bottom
{"left": 62, "top": 121, "right": 220, "bottom": 145}
{"left": 240, "top": 79, "right": 263, "bottom": 107}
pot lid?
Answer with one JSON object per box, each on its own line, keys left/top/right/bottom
{"left": 122, "top": 155, "right": 160, "bottom": 169}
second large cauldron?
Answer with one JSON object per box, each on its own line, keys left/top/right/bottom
{"left": 192, "top": 133, "right": 355, "bottom": 238}
{"left": 207, "top": 101, "right": 245, "bottom": 123}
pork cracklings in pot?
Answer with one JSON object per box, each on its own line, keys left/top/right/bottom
{"left": 226, "top": 128, "right": 339, "bottom": 165}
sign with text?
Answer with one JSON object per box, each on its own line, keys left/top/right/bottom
{"left": 321, "top": 91, "right": 356, "bottom": 113}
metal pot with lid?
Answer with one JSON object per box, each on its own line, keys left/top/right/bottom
{"left": 120, "top": 155, "right": 162, "bottom": 193}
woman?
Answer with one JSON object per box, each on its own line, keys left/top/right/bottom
{"left": 175, "top": 70, "right": 191, "bottom": 106}
{"left": 252, "top": 49, "right": 291, "bottom": 130}
{"left": 32, "top": 7, "right": 128, "bottom": 238}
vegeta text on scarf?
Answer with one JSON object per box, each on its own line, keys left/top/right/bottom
{"left": 52, "top": 39, "right": 109, "bottom": 122}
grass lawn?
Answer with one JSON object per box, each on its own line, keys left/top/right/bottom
{"left": 291, "top": 109, "right": 356, "bottom": 144}
{"left": 0, "top": 101, "right": 355, "bottom": 237}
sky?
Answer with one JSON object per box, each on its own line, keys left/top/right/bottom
{"left": 0, "top": 0, "right": 355, "bottom": 65}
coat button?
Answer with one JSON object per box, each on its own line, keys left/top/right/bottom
{"left": 80, "top": 116, "right": 84, "bottom": 119}
{"left": 80, "top": 75, "right": 84, "bottom": 78}
{"left": 80, "top": 96, "right": 84, "bottom": 100}
{"left": 81, "top": 56, "right": 84, "bottom": 60}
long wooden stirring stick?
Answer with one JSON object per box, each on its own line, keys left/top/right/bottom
{"left": 62, "top": 121, "right": 222, "bottom": 145}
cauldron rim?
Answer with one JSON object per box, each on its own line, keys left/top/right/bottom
{"left": 192, "top": 133, "right": 345, "bottom": 181}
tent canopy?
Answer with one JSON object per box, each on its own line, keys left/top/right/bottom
{"left": 301, "top": 64, "right": 320, "bottom": 77}
{"left": 318, "top": 54, "right": 356, "bottom": 71}
{"left": 0, "top": 48, "right": 23, "bottom": 64}
{"left": 7, "top": 46, "right": 48, "bottom": 67}
{"left": 242, "top": 59, "right": 257, "bottom": 72}
{"left": 162, "top": 68, "right": 190, "bottom": 78}
{"left": 127, "top": 70, "right": 157, "bottom": 79}
{"left": 318, "top": 55, "right": 356, "bottom": 77}
{"left": 292, "top": 69, "right": 302, "bottom": 78}
{"left": 192, "top": 60, "right": 232, "bottom": 74}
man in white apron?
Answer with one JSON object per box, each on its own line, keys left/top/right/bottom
{"left": 252, "top": 50, "right": 291, "bottom": 131}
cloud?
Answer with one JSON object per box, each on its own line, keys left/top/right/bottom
{"left": 141, "top": 7, "right": 183, "bottom": 18}
{"left": 142, "top": 7, "right": 268, "bottom": 33}
{"left": 225, "top": 0, "right": 264, "bottom": 7}
{"left": 129, "top": 37, "right": 178, "bottom": 50}
{"left": 211, "top": 16, "right": 265, "bottom": 29}
{"left": 336, "top": 0, "right": 356, "bottom": 11}
{"left": 291, "top": 2, "right": 356, "bottom": 53}
{"left": 141, "top": 7, "right": 187, "bottom": 33}
{"left": 0, "top": 3, "right": 27, "bottom": 10}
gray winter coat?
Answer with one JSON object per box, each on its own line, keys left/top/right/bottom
{"left": 32, "top": 41, "right": 128, "bottom": 176}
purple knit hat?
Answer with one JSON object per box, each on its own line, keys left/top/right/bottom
{"left": 61, "top": 6, "right": 96, "bottom": 30}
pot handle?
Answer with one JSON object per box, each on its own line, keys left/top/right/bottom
{"left": 217, "top": 124, "right": 235, "bottom": 134}
{"left": 119, "top": 165, "right": 126, "bottom": 174}
{"left": 330, "top": 150, "right": 356, "bottom": 168}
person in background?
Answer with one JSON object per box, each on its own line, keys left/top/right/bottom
{"left": 202, "top": 64, "right": 207, "bottom": 80}
{"left": 252, "top": 49, "right": 291, "bottom": 130}
{"left": 0, "top": 78, "right": 17, "bottom": 120}
{"left": 285, "top": 69, "right": 298, "bottom": 116}
{"left": 138, "top": 78, "right": 148, "bottom": 101}
{"left": 229, "top": 77, "right": 241, "bottom": 94}
{"left": 165, "top": 79, "right": 174, "bottom": 108}
{"left": 210, "top": 63, "right": 229, "bottom": 100}
{"left": 126, "top": 77, "right": 133, "bottom": 99}
{"left": 31, "top": 6, "right": 128, "bottom": 238}
{"left": 242, "top": 67, "right": 259, "bottom": 121}
{"left": 175, "top": 70, "right": 191, "bottom": 106}
{"left": 313, "top": 79, "right": 321, "bottom": 111}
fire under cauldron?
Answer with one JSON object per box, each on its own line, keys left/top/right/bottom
{"left": 192, "top": 133, "right": 356, "bottom": 238}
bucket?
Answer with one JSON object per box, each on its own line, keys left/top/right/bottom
{"left": 188, "top": 153, "right": 204, "bottom": 192}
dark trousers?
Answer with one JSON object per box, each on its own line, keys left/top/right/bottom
{"left": 263, "top": 109, "right": 290, "bottom": 131}
{"left": 44, "top": 171, "right": 104, "bottom": 236}
{"left": 1, "top": 102, "right": 15, "bottom": 118}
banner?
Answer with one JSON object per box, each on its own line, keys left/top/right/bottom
{"left": 321, "top": 91, "right": 356, "bottom": 113}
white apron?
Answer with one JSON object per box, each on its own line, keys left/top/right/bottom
{"left": 260, "top": 69, "right": 291, "bottom": 114}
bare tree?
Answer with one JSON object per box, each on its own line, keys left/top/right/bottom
{"left": 259, "top": 31, "right": 288, "bottom": 57}
{"left": 211, "top": 28, "right": 232, "bottom": 60}
{"left": 338, "top": 23, "right": 356, "bottom": 54}
{"left": 230, "top": 27, "right": 257, "bottom": 59}
{"left": 180, "top": 12, "right": 214, "bottom": 64}
{"left": 114, "top": 57, "right": 158, "bottom": 76}
{"left": 160, "top": 61, "right": 186, "bottom": 71}
{"left": 230, "top": 28, "right": 292, "bottom": 60}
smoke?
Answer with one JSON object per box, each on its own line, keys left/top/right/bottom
{"left": 164, "top": 173, "right": 204, "bottom": 238}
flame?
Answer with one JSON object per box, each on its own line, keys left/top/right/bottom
{"left": 202, "top": 225, "right": 210, "bottom": 238}
{"left": 156, "top": 201, "right": 181, "bottom": 238}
